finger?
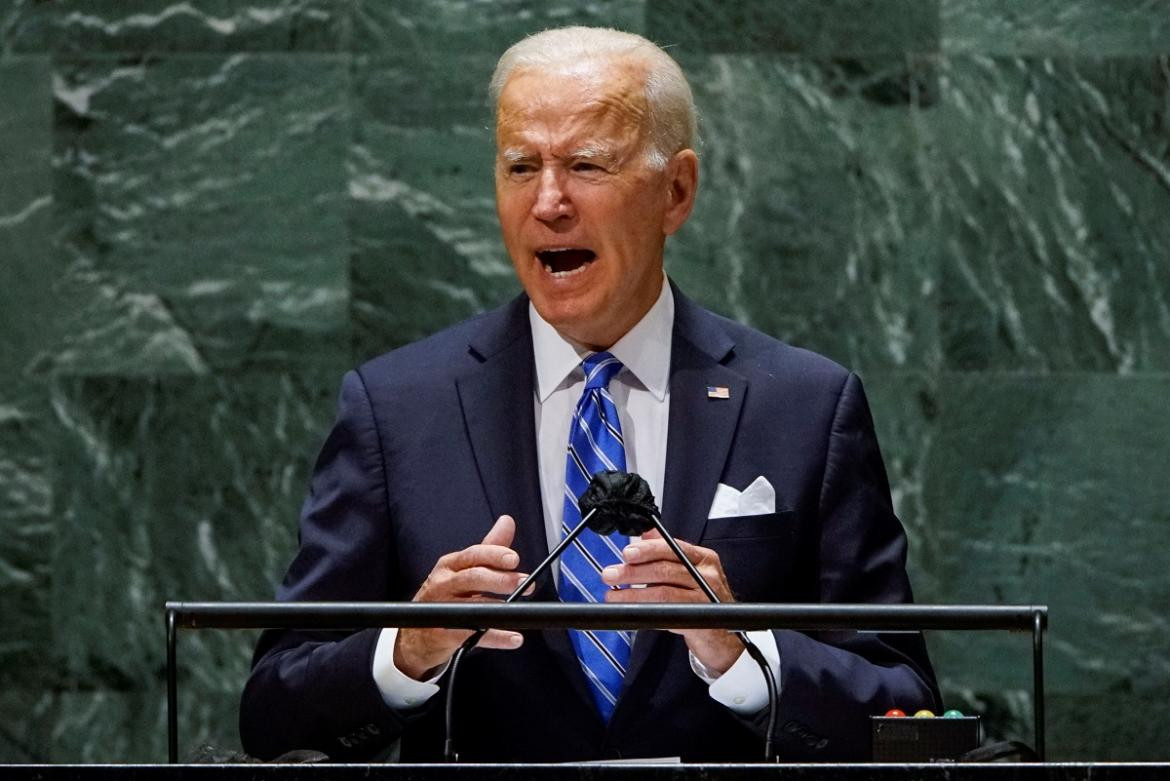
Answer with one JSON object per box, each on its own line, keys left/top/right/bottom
{"left": 482, "top": 514, "right": 516, "bottom": 548}
{"left": 442, "top": 541, "right": 520, "bottom": 572}
{"left": 623, "top": 536, "right": 713, "bottom": 566}
{"left": 474, "top": 629, "right": 525, "bottom": 650}
{"left": 604, "top": 585, "right": 705, "bottom": 603}
{"left": 435, "top": 566, "right": 531, "bottom": 598}
{"left": 601, "top": 560, "right": 704, "bottom": 589}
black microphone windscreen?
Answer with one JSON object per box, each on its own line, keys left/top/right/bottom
{"left": 580, "top": 470, "right": 659, "bottom": 536}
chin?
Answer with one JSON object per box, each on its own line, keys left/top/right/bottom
{"left": 533, "top": 300, "right": 605, "bottom": 344}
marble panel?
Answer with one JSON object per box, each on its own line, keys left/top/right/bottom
{"left": 352, "top": 0, "right": 645, "bottom": 54}
{"left": 855, "top": 371, "right": 941, "bottom": 597}
{"left": 925, "top": 373, "right": 1170, "bottom": 758}
{"left": 43, "top": 54, "right": 350, "bottom": 375}
{"left": 44, "top": 370, "right": 339, "bottom": 760}
{"left": 0, "top": 56, "right": 55, "bottom": 688}
{"left": 1045, "top": 692, "right": 1170, "bottom": 763}
{"left": 25, "top": 680, "right": 248, "bottom": 762}
{"left": 349, "top": 53, "right": 518, "bottom": 362}
{"left": 0, "top": 399, "right": 53, "bottom": 688}
{"left": 647, "top": 0, "right": 939, "bottom": 55}
{"left": 942, "top": 0, "right": 1170, "bottom": 56}
{"left": 4, "top": 0, "right": 345, "bottom": 54}
{"left": 670, "top": 54, "right": 940, "bottom": 372}
{"left": 0, "top": 689, "right": 57, "bottom": 762}
{"left": 0, "top": 56, "right": 55, "bottom": 381}
{"left": 937, "top": 56, "right": 1170, "bottom": 372}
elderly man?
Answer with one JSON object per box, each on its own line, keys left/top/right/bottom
{"left": 240, "top": 27, "right": 938, "bottom": 763}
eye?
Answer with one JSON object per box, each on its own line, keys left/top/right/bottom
{"left": 571, "top": 161, "right": 604, "bottom": 173}
{"left": 508, "top": 163, "right": 536, "bottom": 176}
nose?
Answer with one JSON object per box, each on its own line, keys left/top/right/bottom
{"left": 532, "top": 166, "right": 574, "bottom": 224}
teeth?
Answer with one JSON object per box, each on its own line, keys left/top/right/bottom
{"left": 543, "top": 262, "right": 590, "bottom": 278}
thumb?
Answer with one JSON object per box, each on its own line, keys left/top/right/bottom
{"left": 482, "top": 514, "right": 516, "bottom": 548}
{"left": 641, "top": 527, "right": 662, "bottom": 541}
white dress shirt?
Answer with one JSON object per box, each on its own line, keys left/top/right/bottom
{"left": 373, "top": 276, "right": 780, "bottom": 714}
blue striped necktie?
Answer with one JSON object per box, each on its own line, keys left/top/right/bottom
{"left": 558, "top": 351, "right": 632, "bottom": 722}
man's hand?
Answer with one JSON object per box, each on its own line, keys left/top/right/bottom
{"left": 601, "top": 528, "right": 743, "bottom": 674}
{"left": 393, "top": 515, "right": 530, "bottom": 680}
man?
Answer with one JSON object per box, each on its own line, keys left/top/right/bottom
{"left": 240, "top": 26, "right": 938, "bottom": 763}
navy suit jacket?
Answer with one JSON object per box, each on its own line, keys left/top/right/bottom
{"left": 240, "top": 285, "right": 939, "bottom": 762}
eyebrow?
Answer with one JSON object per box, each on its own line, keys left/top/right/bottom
{"left": 498, "top": 145, "right": 620, "bottom": 165}
{"left": 569, "top": 143, "right": 619, "bottom": 165}
{"left": 500, "top": 148, "right": 531, "bottom": 164}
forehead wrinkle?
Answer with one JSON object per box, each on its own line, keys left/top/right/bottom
{"left": 496, "top": 64, "right": 654, "bottom": 165}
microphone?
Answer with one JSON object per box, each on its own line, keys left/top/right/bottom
{"left": 584, "top": 470, "right": 779, "bottom": 762}
{"left": 443, "top": 470, "right": 778, "bottom": 762}
{"left": 443, "top": 471, "right": 622, "bottom": 761}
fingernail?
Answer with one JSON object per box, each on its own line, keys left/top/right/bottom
{"left": 623, "top": 545, "right": 640, "bottom": 560}
{"left": 602, "top": 565, "right": 620, "bottom": 581}
{"left": 503, "top": 552, "right": 519, "bottom": 568}
{"left": 509, "top": 633, "right": 523, "bottom": 647}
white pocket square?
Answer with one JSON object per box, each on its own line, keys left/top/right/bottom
{"left": 707, "top": 476, "right": 776, "bottom": 519}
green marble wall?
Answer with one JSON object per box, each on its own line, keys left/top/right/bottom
{"left": 1, "top": 0, "right": 1167, "bottom": 763}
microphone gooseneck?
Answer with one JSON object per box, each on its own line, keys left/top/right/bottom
{"left": 444, "top": 501, "right": 602, "bottom": 762}
{"left": 584, "top": 470, "right": 779, "bottom": 762}
{"left": 442, "top": 470, "right": 779, "bottom": 763}
{"left": 639, "top": 508, "right": 779, "bottom": 762}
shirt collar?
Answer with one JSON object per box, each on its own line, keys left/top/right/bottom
{"left": 530, "top": 275, "right": 674, "bottom": 403}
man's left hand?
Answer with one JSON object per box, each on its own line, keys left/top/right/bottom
{"left": 601, "top": 529, "right": 743, "bottom": 674}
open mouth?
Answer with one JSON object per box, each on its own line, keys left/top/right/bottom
{"left": 537, "top": 248, "right": 597, "bottom": 278}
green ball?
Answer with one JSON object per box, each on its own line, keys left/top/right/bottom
{"left": 942, "top": 709, "right": 964, "bottom": 718}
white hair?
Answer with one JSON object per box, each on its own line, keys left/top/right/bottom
{"left": 489, "top": 26, "right": 697, "bottom": 168}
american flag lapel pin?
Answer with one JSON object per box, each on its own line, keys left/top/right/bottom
{"left": 706, "top": 385, "right": 730, "bottom": 399}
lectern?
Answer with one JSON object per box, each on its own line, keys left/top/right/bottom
{"left": 165, "top": 602, "right": 1048, "bottom": 763}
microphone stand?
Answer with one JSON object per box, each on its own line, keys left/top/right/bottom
{"left": 443, "top": 502, "right": 779, "bottom": 763}
{"left": 443, "top": 507, "right": 598, "bottom": 762}
{"left": 645, "top": 513, "right": 779, "bottom": 762}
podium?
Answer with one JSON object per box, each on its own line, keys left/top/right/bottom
{"left": 165, "top": 602, "right": 1048, "bottom": 764}
{"left": 9, "top": 764, "right": 1170, "bottom": 780}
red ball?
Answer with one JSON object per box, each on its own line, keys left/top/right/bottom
{"left": 884, "top": 709, "right": 906, "bottom": 717}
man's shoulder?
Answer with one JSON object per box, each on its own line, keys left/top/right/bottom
{"left": 353, "top": 294, "right": 529, "bottom": 389}
{"left": 680, "top": 296, "right": 852, "bottom": 391}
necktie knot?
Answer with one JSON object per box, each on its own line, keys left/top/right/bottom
{"left": 582, "top": 352, "right": 623, "bottom": 391}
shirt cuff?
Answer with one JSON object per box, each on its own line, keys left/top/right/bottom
{"left": 372, "top": 627, "right": 447, "bottom": 709}
{"left": 689, "top": 630, "right": 781, "bottom": 715}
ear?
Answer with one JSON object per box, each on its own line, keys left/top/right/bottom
{"left": 662, "top": 149, "right": 699, "bottom": 236}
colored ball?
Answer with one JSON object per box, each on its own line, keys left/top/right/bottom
{"left": 913, "top": 709, "right": 935, "bottom": 718}
{"left": 884, "top": 709, "right": 906, "bottom": 718}
{"left": 943, "top": 709, "right": 965, "bottom": 718}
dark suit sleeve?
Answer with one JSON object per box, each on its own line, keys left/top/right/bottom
{"left": 239, "top": 370, "right": 417, "bottom": 761}
{"left": 748, "top": 372, "right": 940, "bottom": 759}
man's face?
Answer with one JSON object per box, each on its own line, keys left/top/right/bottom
{"left": 494, "top": 60, "right": 696, "bottom": 350}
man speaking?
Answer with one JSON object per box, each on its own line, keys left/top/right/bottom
{"left": 240, "top": 26, "right": 938, "bottom": 762}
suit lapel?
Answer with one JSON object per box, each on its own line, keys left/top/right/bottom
{"left": 455, "top": 298, "right": 598, "bottom": 715}
{"left": 618, "top": 289, "right": 748, "bottom": 705}
{"left": 455, "top": 313, "right": 545, "bottom": 578}
{"left": 459, "top": 289, "right": 750, "bottom": 724}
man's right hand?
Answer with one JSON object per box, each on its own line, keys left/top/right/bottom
{"left": 393, "top": 515, "right": 530, "bottom": 680}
